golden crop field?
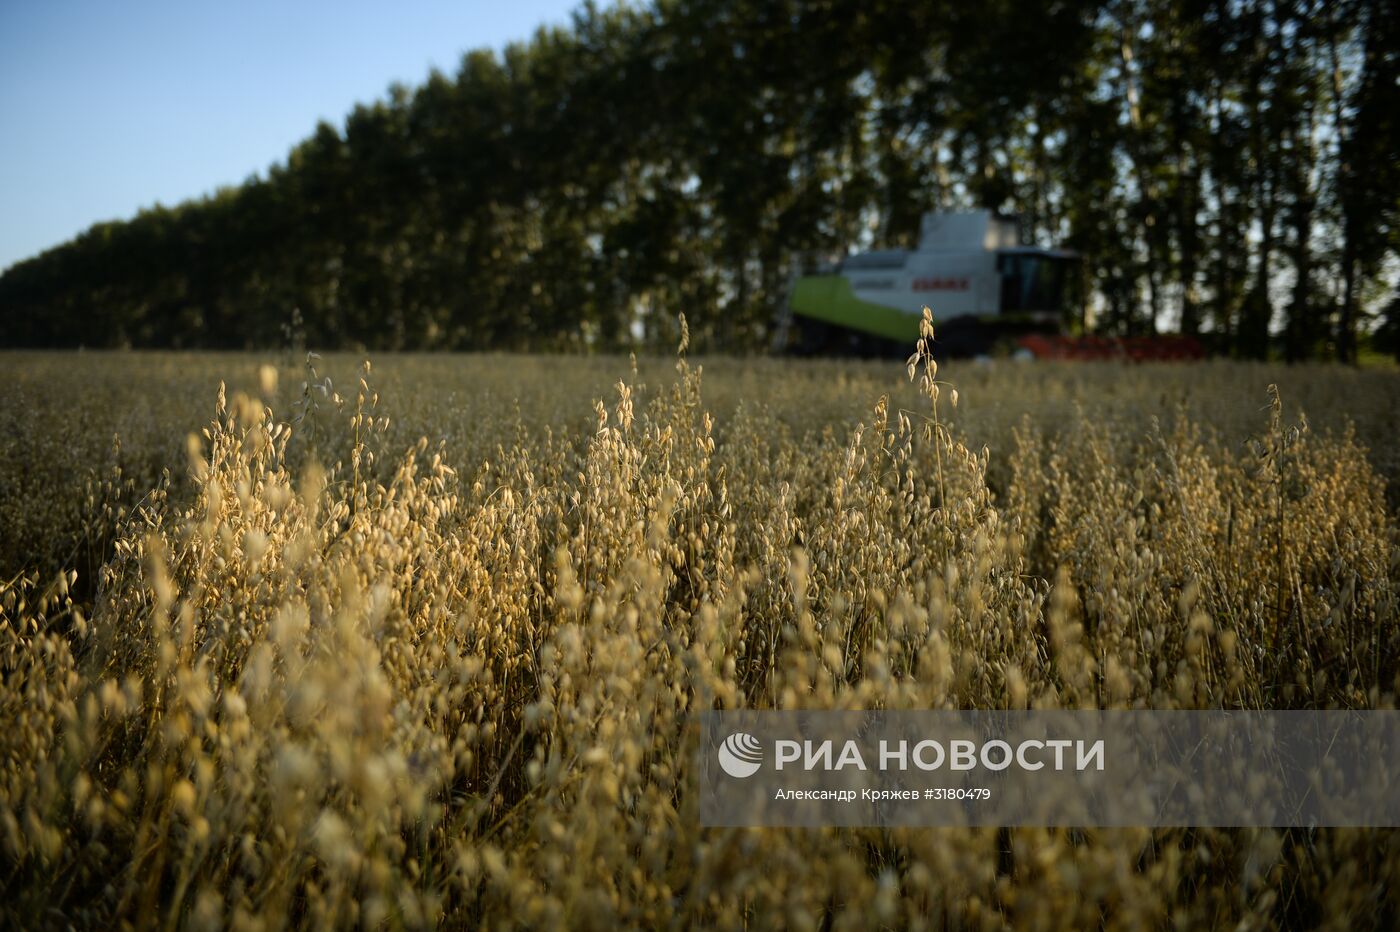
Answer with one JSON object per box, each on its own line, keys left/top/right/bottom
{"left": 3, "top": 330, "right": 1400, "bottom": 929}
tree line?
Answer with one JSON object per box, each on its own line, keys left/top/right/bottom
{"left": 2, "top": 0, "right": 1397, "bottom": 359}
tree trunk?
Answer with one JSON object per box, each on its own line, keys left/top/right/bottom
{"left": 1338, "top": 245, "right": 1358, "bottom": 364}
{"left": 1178, "top": 169, "right": 1200, "bottom": 336}
{"left": 1284, "top": 114, "right": 1317, "bottom": 363}
{"left": 1239, "top": 43, "right": 1275, "bottom": 360}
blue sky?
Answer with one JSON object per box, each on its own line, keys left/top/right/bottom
{"left": 0, "top": 0, "right": 585, "bottom": 272}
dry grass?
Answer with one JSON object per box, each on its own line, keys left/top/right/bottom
{"left": 2, "top": 331, "right": 1399, "bottom": 929}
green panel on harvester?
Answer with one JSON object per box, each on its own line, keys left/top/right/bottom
{"left": 789, "top": 276, "right": 922, "bottom": 344}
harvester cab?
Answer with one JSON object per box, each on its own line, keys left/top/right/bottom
{"left": 775, "top": 210, "right": 1081, "bottom": 357}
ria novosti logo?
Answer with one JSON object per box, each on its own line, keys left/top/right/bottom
{"left": 717, "top": 733, "right": 764, "bottom": 778}
{"left": 715, "top": 732, "right": 1107, "bottom": 779}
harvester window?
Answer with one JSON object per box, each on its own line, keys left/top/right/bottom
{"left": 998, "top": 253, "right": 1069, "bottom": 314}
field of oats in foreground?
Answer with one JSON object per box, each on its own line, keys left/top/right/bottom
{"left": 2, "top": 346, "right": 1400, "bottom": 929}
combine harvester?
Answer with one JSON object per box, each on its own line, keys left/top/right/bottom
{"left": 774, "top": 210, "right": 1204, "bottom": 361}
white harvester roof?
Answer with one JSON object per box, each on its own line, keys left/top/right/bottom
{"left": 917, "top": 210, "right": 1020, "bottom": 252}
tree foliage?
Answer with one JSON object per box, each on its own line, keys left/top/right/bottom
{"left": 2, "top": 0, "right": 1396, "bottom": 358}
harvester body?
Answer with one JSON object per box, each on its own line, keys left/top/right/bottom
{"left": 780, "top": 210, "right": 1080, "bottom": 356}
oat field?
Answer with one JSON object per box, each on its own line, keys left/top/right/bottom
{"left": 3, "top": 330, "right": 1400, "bottom": 929}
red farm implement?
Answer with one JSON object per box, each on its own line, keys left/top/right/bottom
{"left": 1016, "top": 333, "right": 1206, "bottom": 362}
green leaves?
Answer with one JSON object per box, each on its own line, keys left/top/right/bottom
{"left": 0, "top": 0, "right": 1392, "bottom": 361}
